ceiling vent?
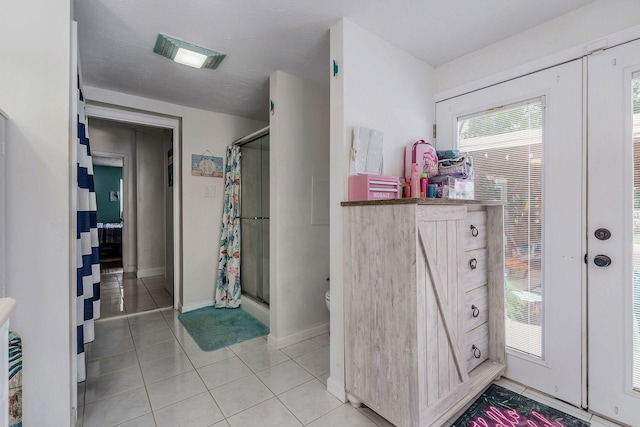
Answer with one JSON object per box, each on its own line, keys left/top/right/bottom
{"left": 153, "top": 34, "right": 226, "bottom": 69}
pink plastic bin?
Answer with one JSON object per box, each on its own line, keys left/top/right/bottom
{"left": 348, "top": 174, "right": 401, "bottom": 201}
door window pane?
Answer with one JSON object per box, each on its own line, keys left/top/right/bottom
{"left": 632, "top": 71, "right": 640, "bottom": 389}
{"left": 459, "top": 99, "right": 544, "bottom": 358}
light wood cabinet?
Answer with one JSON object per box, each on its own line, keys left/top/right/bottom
{"left": 342, "top": 199, "right": 506, "bottom": 427}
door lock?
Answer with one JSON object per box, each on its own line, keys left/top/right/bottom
{"left": 594, "top": 228, "right": 611, "bottom": 240}
{"left": 593, "top": 254, "right": 612, "bottom": 267}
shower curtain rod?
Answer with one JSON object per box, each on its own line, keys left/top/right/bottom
{"left": 233, "top": 126, "right": 269, "bottom": 147}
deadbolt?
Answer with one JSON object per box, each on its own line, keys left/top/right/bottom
{"left": 594, "top": 254, "right": 612, "bottom": 267}
{"left": 594, "top": 228, "right": 611, "bottom": 240}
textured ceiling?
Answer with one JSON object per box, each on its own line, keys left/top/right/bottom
{"left": 75, "top": 0, "right": 596, "bottom": 122}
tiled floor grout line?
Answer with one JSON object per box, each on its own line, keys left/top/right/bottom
{"left": 84, "top": 310, "right": 622, "bottom": 427}
{"left": 86, "top": 302, "right": 339, "bottom": 427}
{"left": 128, "top": 315, "right": 159, "bottom": 426}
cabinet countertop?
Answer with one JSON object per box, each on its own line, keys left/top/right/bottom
{"left": 341, "top": 198, "right": 503, "bottom": 207}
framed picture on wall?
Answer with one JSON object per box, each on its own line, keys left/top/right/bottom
{"left": 191, "top": 153, "right": 223, "bottom": 177}
{"left": 109, "top": 191, "right": 119, "bottom": 202}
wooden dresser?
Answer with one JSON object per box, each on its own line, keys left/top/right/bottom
{"left": 341, "top": 199, "right": 506, "bottom": 427}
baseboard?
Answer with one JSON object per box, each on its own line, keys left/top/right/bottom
{"left": 180, "top": 300, "right": 213, "bottom": 313}
{"left": 136, "top": 267, "right": 165, "bottom": 278}
{"left": 241, "top": 298, "right": 269, "bottom": 327}
{"left": 267, "top": 321, "right": 329, "bottom": 349}
{"left": 327, "top": 376, "right": 347, "bottom": 402}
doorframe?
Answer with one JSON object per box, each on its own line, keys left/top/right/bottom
{"left": 91, "top": 151, "right": 132, "bottom": 272}
{"left": 84, "top": 104, "right": 182, "bottom": 309}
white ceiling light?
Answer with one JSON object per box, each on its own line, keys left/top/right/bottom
{"left": 153, "top": 34, "right": 226, "bottom": 70}
{"left": 174, "top": 48, "right": 208, "bottom": 68}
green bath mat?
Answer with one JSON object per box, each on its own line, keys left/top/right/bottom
{"left": 451, "top": 384, "right": 589, "bottom": 426}
{"left": 178, "top": 306, "right": 269, "bottom": 352}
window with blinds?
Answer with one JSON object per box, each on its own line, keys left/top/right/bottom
{"left": 632, "top": 71, "right": 640, "bottom": 390}
{"left": 458, "top": 98, "right": 544, "bottom": 358}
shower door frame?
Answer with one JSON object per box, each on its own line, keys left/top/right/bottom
{"left": 236, "top": 127, "right": 270, "bottom": 306}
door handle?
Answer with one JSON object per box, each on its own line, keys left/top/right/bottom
{"left": 593, "top": 254, "right": 612, "bottom": 267}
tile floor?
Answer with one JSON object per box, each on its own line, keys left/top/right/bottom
{"left": 80, "top": 308, "right": 624, "bottom": 427}
{"left": 79, "top": 309, "right": 378, "bottom": 427}
{"left": 85, "top": 272, "right": 624, "bottom": 427}
{"left": 100, "top": 269, "right": 174, "bottom": 318}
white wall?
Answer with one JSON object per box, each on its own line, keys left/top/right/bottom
{"left": 84, "top": 87, "right": 266, "bottom": 310}
{"left": 0, "top": 1, "right": 73, "bottom": 424}
{"left": 136, "top": 128, "right": 167, "bottom": 278}
{"left": 268, "top": 71, "right": 331, "bottom": 348}
{"left": 328, "top": 19, "right": 435, "bottom": 400}
{"left": 89, "top": 119, "right": 138, "bottom": 273}
{"left": 435, "top": 0, "right": 640, "bottom": 98}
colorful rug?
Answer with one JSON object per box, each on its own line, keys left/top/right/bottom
{"left": 178, "top": 306, "right": 269, "bottom": 351}
{"left": 451, "top": 385, "right": 590, "bottom": 427}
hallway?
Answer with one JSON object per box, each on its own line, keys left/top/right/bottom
{"left": 100, "top": 268, "right": 173, "bottom": 318}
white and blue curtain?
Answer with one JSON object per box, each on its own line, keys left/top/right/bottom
{"left": 215, "top": 145, "right": 242, "bottom": 308}
{"left": 76, "top": 74, "right": 100, "bottom": 382}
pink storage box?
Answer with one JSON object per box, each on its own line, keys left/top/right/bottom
{"left": 348, "top": 174, "right": 401, "bottom": 201}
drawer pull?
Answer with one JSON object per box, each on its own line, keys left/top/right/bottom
{"left": 472, "top": 345, "right": 481, "bottom": 359}
{"left": 471, "top": 304, "right": 480, "bottom": 318}
{"left": 470, "top": 224, "right": 479, "bottom": 237}
{"left": 469, "top": 258, "right": 478, "bottom": 270}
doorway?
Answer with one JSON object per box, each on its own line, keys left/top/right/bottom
{"left": 237, "top": 129, "right": 270, "bottom": 306}
{"left": 93, "top": 156, "right": 124, "bottom": 272}
{"left": 436, "top": 60, "right": 584, "bottom": 407}
{"left": 436, "top": 39, "right": 640, "bottom": 425}
{"left": 85, "top": 104, "right": 182, "bottom": 312}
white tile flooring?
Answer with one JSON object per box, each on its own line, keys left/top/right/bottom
{"left": 80, "top": 308, "right": 625, "bottom": 427}
{"left": 79, "top": 308, "right": 384, "bottom": 427}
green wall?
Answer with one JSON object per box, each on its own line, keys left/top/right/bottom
{"left": 94, "top": 165, "right": 122, "bottom": 223}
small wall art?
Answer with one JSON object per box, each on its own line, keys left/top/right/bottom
{"left": 191, "top": 151, "right": 223, "bottom": 178}
{"left": 109, "top": 191, "right": 119, "bottom": 202}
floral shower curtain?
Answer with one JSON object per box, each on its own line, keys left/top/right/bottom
{"left": 76, "top": 72, "right": 101, "bottom": 382}
{"left": 215, "top": 145, "right": 242, "bottom": 308}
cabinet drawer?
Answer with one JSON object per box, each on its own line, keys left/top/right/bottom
{"left": 464, "top": 286, "right": 488, "bottom": 333}
{"left": 462, "top": 248, "right": 487, "bottom": 291}
{"left": 464, "top": 210, "right": 487, "bottom": 251}
{"left": 465, "top": 323, "right": 489, "bottom": 372}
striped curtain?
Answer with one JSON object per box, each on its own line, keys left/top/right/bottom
{"left": 76, "top": 74, "right": 101, "bottom": 382}
{"left": 215, "top": 145, "right": 242, "bottom": 308}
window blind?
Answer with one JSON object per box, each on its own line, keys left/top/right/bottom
{"left": 458, "top": 98, "right": 544, "bottom": 358}
{"left": 632, "top": 71, "right": 640, "bottom": 390}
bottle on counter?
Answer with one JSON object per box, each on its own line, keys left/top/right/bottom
{"left": 403, "top": 179, "right": 411, "bottom": 198}
{"left": 420, "top": 173, "right": 428, "bottom": 198}
{"left": 411, "top": 163, "right": 420, "bottom": 198}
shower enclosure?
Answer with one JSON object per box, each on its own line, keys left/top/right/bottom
{"left": 238, "top": 130, "right": 270, "bottom": 305}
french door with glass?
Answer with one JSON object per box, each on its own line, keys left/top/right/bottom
{"left": 436, "top": 59, "right": 585, "bottom": 406}
{"left": 587, "top": 38, "right": 640, "bottom": 426}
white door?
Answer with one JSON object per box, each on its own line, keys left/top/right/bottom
{"left": 587, "top": 39, "right": 640, "bottom": 426}
{"left": 436, "top": 60, "right": 584, "bottom": 406}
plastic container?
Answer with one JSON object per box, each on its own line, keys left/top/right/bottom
{"left": 348, "top": 174, "right": 401, "bottom": 201}
{"left": 420, "top": 173, "right": 428, "bottom": 198}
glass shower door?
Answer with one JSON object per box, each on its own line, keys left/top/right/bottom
{"left": 240, "top": 134, "right": 270, "bottom": 305}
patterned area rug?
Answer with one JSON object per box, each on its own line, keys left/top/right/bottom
{"left": 451, "top": 385, "right": 590, "bottom": 427}
{"left": 178, "top": 306, "right": 269, "bottom": 351}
